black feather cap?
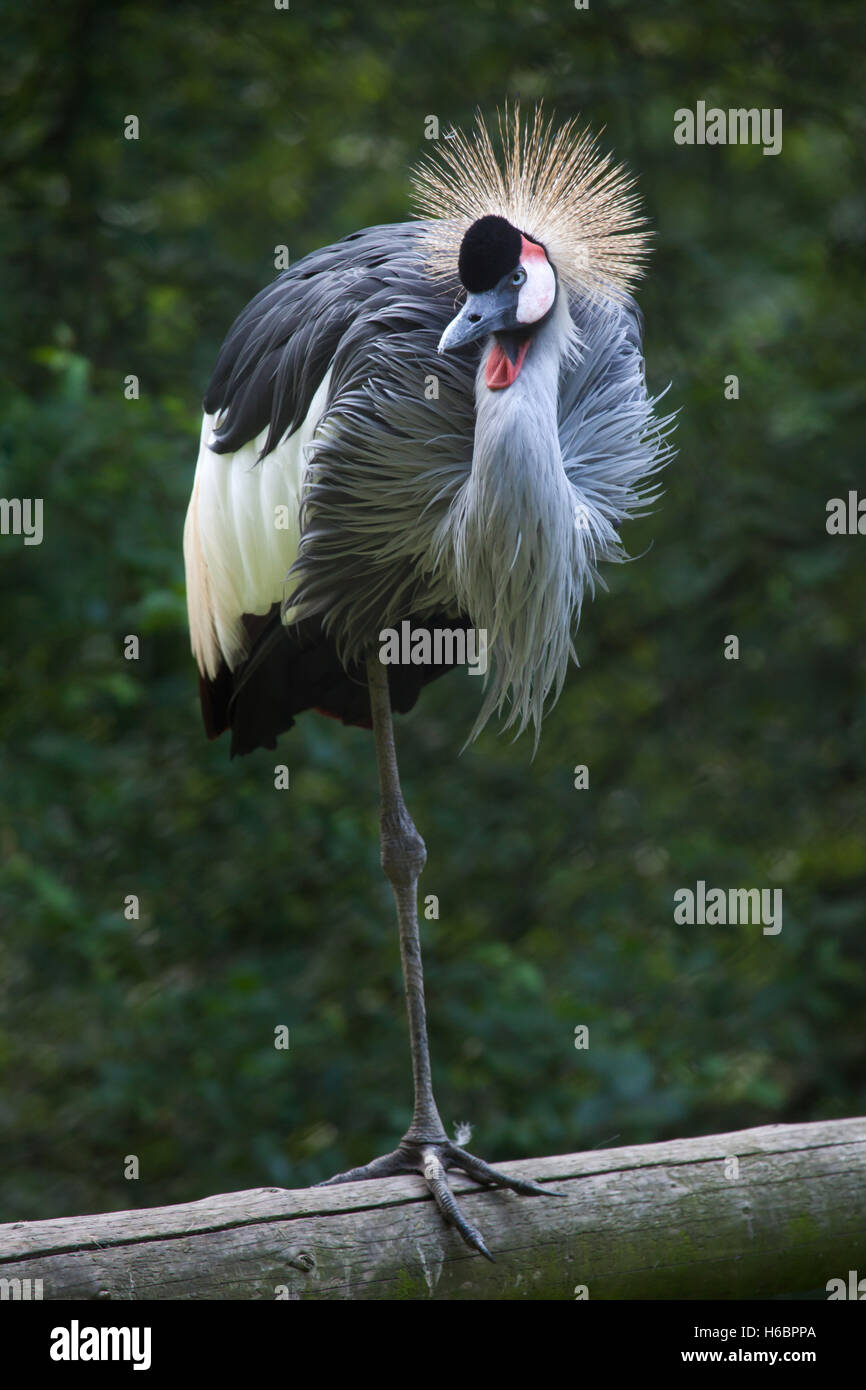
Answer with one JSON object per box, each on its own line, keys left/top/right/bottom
{"left": 457, "top": 215, "right": 522, "bottom": 293}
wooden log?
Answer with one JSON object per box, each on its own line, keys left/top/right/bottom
{"left": 1, "top": 1118, "right": 863, "bottom": 1300}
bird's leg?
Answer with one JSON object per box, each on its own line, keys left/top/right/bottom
{"left": 316, "top": 656, "right": 560, "bottom": 1260}
{"left": 368, "top": 652, "right": 445, "bottom": 1145}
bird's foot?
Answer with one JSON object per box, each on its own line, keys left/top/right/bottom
{"left": 316, "top": 1137, "right": 560, "bottom": 1261}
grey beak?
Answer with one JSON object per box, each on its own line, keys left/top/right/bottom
{"left": 438, "top": 286, "right": 517, "bottom": 354}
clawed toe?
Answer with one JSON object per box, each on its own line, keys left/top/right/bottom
{"left": 314, "top": 1149, "right": 410, "bottom": 1185}
{"left": 316, "top": 1137, "right": 563, "bottom": 1258}
{"left": 446, "top": 1142, "right": 568, "bottom": 1197}
{"left": 421, "top": 1147, "right": 494, "bottom": 1261}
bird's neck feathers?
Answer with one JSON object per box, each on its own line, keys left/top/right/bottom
{"left": 444, "top": 294, "right": 585, "bottom": 747}
{"left": 477, "top": 289, "right": 578, "bottom": 427}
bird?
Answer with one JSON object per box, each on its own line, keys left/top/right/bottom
{"left": 183, "top": 106, "right": 674, "bottom": 1261}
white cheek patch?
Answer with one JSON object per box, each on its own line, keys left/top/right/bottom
{"left": 516, "top": 256, "right": 556, "bottom": 324}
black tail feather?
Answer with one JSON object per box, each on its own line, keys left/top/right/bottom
{"left": 197, "top": 605, "right": 469, "bottom": 757}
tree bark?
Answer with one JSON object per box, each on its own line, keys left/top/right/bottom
{"left": 1, "top": 1118, "right": 863, "bottom": 1300}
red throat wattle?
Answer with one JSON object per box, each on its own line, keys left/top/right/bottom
{"left": 485, "top": 338, "right": 530, "bottom": 390}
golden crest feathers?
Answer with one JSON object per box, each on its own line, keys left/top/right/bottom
{"left": 411, "top": 104, "right": 649, "bottom": 301}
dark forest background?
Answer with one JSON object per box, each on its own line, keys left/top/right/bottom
{"left": 0, "top": 0, "right": 863, "bottom": 1227}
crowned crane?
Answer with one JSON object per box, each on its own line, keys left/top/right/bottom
{"left": 183, "top": 108, "right": 673, "bottom": 1260}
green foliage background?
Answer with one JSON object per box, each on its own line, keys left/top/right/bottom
{"left": 0, "top": 0, "right": 863, "bottom": 1224}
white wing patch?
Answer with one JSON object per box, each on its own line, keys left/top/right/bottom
{"left": 183, "top": 368, "right": 333, "bottom": 679}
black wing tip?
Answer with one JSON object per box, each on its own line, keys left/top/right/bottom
{"left": 198, "top": 609, "right": 468, "bottom": 759}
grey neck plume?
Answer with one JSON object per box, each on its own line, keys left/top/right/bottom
{"left": 442, "top": 292, "right": 584, "bottom": 747}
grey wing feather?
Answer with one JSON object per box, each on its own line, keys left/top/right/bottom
{"left": 560, "top": 293, "right": 676, "bottom": 553}
{"left": 285, "top": 263, "right": 478, "bottom": 662}
{"left": 204, "top": 222, "right": 434, "bottom": 458}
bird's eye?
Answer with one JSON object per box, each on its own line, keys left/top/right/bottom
{"left": 511, "top": 267, "right": 527, "bottom": 287}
